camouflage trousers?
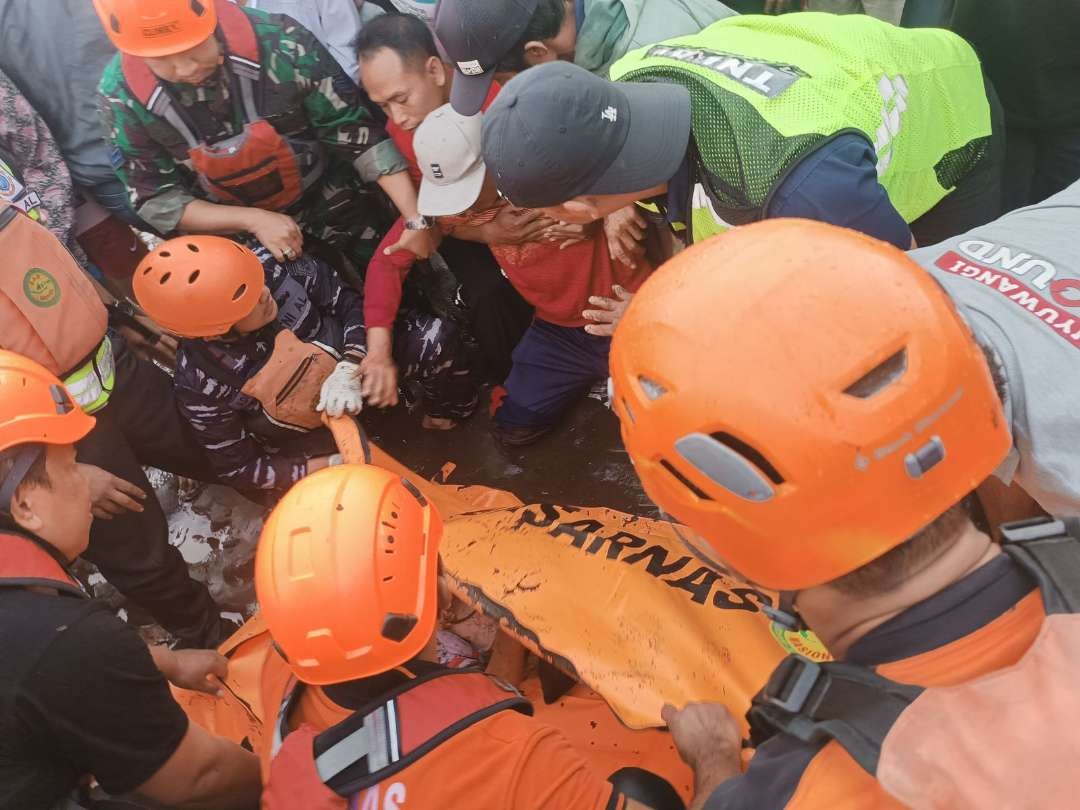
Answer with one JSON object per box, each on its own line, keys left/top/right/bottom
{"left": 394, "top": 308, "right": 478, "bottom": 421}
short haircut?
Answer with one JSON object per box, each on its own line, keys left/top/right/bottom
{"left": 829, "top": 494, "right": 977, "bottom": 596}
{"left": 353, "top": 12, "right": 438, "bottom": 69}
{"left": 0, "top": 445, "right": 51, "bottom": 513}
{"left": 497, "top": 0, "right": 566, "bottom": 73}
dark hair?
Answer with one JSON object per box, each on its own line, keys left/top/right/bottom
{"left": 353, "top": 12, "right": 438, "bottom": 69}
{"left": 0, "top": 446, "right": 51, "bottom": 513}
{"left": 497, "top": 0, "right": 566, "bottom": 73}
{"left": 829, "top": 493, "right": 977, "bottom": 596}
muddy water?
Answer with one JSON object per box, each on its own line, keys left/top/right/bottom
{"left": 82, "top": 397, "right": 651, "bottom": 635}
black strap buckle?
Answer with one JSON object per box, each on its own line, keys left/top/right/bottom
{"left": 761, "top": 655, "right": 822, "bottom": 713}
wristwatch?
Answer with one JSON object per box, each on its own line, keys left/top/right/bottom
{"left": 404, "top": 216, "right": 434, "bottom": 230}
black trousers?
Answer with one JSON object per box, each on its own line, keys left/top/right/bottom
{"left": 76, "top": 336, "right": 222, "bottom": 647}
{"left": 909, "top": 76, "right": 1007, "bottom": 247}
{"left": 438, "top": 238, "right": 533, "bottom": 384}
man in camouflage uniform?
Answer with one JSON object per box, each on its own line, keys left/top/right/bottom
{"left": 171, "top": 242, "right": 477, "bottom": 493}
{"left": 97, "top": 0, "right": 430, "bottom": 275}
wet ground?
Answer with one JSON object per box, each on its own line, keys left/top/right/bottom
{"left": 83, "top": 394, "right": 652, "bottom": 638}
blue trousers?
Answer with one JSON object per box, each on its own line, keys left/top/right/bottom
{"left": 495, "top": 320, "right": 611, "bottom": 430}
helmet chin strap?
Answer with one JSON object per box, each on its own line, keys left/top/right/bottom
{"left": 0, "top": 444, "right": 44, "bottom": 524}
{"left": 763, "top": 590, "right": 809, "bottom": 632}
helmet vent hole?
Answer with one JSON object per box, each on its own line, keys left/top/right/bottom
{"left": 387, "top": 535, "right": 395, "bottom": 544}
{"left": 711, "top": 432, "right": 784, "bottom": 486}
{"left": 158, "top": 272, "right": 172, "bottom": 284}
{"left": 188, "top": 270, "right": 201, "bottom": 283}
{"left": 335, "top": 503, "right": 344, "bottom": 511}
{"left": 190, "top": 0, "right": 207, "bottom": 17}
{"left": 232, "top": 284, "right": 247, "bottom": 301}
{"left": 159, "top": 250, "right": 171, "bottom": 258}
{"left": 382, "top": 575, "right": 394, "bottom": 582}
{"left": 142, "top": 265, "right": 152, "bottom": 275}
{"left": 638, "top": 376, "right": 667, "bottom": 401}
{"left": 187, "top": 243, "right": 200, "bottom": 253}
{"left": 381, "top": 520, "right": 396, "bottom": 528}
{"left": 381, "top": 613, "right": 418, "bottom": 642}
{"left": 109, "top": 14, "right": 121, "bottom": 33}
{"left": 659, "top": 459, "right": 713, "bottom": 502}
{"left": 843, "top": 349, "right": 908, "bottom": 399}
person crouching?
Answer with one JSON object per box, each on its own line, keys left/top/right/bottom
{"left": 132, "top": 236, "right": 477, "bottom": 493}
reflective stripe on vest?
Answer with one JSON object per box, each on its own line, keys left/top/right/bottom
{"left": 63, "top": 338, "right": 114, "bottom": 414}
{"left": 611, "top": 14, "right": 991, "bottom": 235}
{"left": 267, "top": 669, "right": 532, "bottom": 799}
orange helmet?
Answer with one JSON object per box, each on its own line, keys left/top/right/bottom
{"left": 256, "top": 465, "right": 443, "bottom": 685}
{"left": 133, "top": 236, "right": 265, "bottom": 338}
{"left": 93, "top": 0, "right": 219, "bottom": 58}
{"left": 610, "top": 219, "right": 1011, "bottom": 591}
{"left": 0, "top": 351, "right": 96, "bottom": 513}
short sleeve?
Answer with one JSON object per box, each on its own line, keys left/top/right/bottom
{"left": 506, "top": 726, "right": 621, "bottom": 810}
{"left": 21, "top": 607, "right": 189, "bottom": 795}
{"left": 767, "top": 134, "right": 912, "bottom": 250}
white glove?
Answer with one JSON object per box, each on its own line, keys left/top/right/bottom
{"left": 316, "top": 360, "right": 363, "bottom": 418}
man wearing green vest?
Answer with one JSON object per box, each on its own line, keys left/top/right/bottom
{"left": 482, "top": 14, "right": 1004, "bottom": 319}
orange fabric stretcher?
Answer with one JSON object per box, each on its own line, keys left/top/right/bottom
{"left": 174, "top": 419, "right": 829, "bottom": 766}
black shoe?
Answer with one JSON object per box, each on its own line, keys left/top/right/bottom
{"left": 492, "top": 422, "right": 553, "bottom": 447}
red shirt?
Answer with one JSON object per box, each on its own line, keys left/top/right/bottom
{"left": 366, "top": 84, "right": 651, "bottom": 330}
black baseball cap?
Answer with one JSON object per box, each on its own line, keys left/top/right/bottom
{"left": 481, "top": 62, "right": 692, "bottom": 209}
{"left": 434, "top": 0, "right": 539, "bottom": 116}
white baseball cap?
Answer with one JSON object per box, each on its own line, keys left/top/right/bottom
{"left": 415, "top": 103, "right": 487, "bottom": 218}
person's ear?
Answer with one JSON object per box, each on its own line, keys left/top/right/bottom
{"left": 564, "top": 198, "right": 602, "bottom": 221}
{"left": 523, "top": 41, "right": 555, "bottom": 67}
{"left": 9, "top": 488, "right": 44, "bottom": 534}
{"left": 429, "top": 56, "right": 448, "bottom": 87}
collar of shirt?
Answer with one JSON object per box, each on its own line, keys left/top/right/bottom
{"left": 844, "top": 553, "right": 1036, "bottom": 667}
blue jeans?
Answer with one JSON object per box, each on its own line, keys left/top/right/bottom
{"left": 495, "top": 320, "right": 611, "bottom": 430}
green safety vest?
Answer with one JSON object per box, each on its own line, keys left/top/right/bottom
{"left": 611, "top": 13, "right": 991, "bottom": 243}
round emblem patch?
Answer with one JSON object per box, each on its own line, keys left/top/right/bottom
{"left": 769, "top": 622, "right": 832, "bottom": 662}
{"left": 23, "top": 268, "right": 61, "bottom": 308}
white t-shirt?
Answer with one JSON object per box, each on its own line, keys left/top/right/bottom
{"left": 247, "top": 0, "right": 377, "bottom": 81}
{"left": 909, "top": 182, "right": 1080, "bottom": 517}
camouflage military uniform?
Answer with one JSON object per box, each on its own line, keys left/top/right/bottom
{"left": 173, "top": 242, "right": 477, "bottom": 491}
{"left": 98, "top": 6, "right": 405, "bottom": 269}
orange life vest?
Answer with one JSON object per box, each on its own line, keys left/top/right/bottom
{"left": 189, "top": 324, "right": 338, "bottom": 436}
{"left": 0, "top": 203, "right": 108, "bottom": 386}
{"left": 748, "top": 517, "right": 1080, "bottom": 809}
{"left": 262, "top": 668, "right": 532, "bottom": 809}
{"left": 120, "top": 0, "right": 325, "bottom": 212}
{"left": 0, "top": 531, "right": 86, "bottom": 598}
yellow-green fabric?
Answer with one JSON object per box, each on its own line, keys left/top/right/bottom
{"left": 612, "top": 13, "right": 991, "bottom": 239}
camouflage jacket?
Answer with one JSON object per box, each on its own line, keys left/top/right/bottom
{"left": 98, "top": 6, "right": 406, "bottom": 236}
{"left": 173, "top": 242, "right": 364, "bottom": 490}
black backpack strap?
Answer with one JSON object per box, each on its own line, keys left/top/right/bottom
{"left": 747, "top": 655, "right": 923, "bottom": 776}
{"left": 1000, "top": 517, "right": 1080, "bottom": 614}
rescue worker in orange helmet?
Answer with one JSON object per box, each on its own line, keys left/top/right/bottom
{"left": 0, "top": 350, "right": 260, "bottom": 809}
{"left": 133, "top": 236, "right": 476, "bottom": 492}
{"left": 0, "top": 201, "right": 229, "bottom": 648}
{"left": 256, "top": 464, "right": 688, "bottom": 810}
{"left": 609, "top": 219, "right": 1074, "bottom": 809}
{"left": 94, "top": 0, "right": 436, "bottom": 273}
